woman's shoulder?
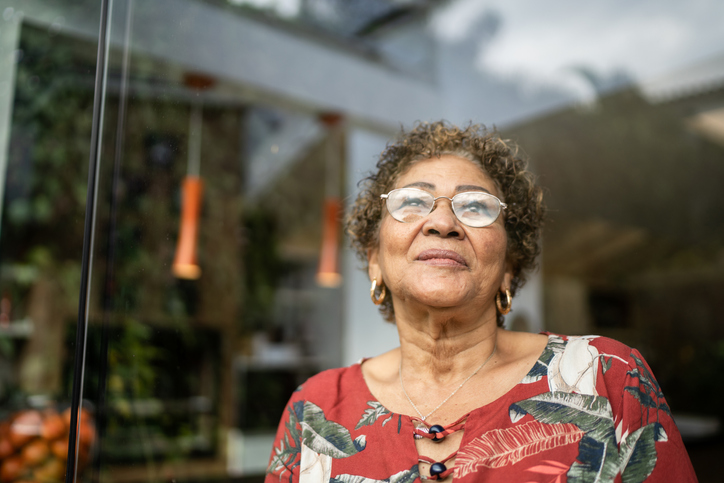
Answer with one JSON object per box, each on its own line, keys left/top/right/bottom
{"left": 540, "top": 332, "right": 658, "bottom": 399}
{"left": 298, "top": 363, "right": 361, "bottom": 388}
{"left": 544, "top": 332, "right": 641, "bottom": 359}
{"left": 291, "top": 362, "right": 367, "bottom": 405}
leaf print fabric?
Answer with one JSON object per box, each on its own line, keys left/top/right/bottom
{"left": 548, "top": 337, "right": 600, "bottom": 395}
{"left": 454, "top": 421, "right": 584, "bottom": 477}
{"left": 266, "top": 334, "right": 697, "bottom": 483}
{"left": 356, "top": 401, "right": 394, "bottom": 430}
{"left": 300, "top": 401, "right": 366, "bottom": 458}
{"left": 300, "top": 445, "right": 332, "bottom": 483}
{"left": 330, "top": 465, "right": 419, "bottom": 483}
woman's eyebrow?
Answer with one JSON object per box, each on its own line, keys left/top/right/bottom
{"left": 457, "top": 184, "right": 491, "bottom": 194}
{"left": 401, "top": 182, "right": 492, "bottom": 194}
{"left": 402, "top": 181, "right": 435, "bottom": 190}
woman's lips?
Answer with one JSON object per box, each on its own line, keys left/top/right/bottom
{"left": 416, "top": 249, "right": 468, "bottom": 267}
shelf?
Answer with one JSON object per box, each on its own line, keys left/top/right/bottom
{"left": 0, "top": 318, "right": 33, "bottom": 338}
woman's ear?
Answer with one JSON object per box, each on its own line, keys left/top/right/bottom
{"left": 500, "top": 265, "right": 514, "bottom": 293}
{"left": 367, "top": 248, "right": 380, "bottom": 282}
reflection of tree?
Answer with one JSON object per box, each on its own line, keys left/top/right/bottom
{"left": 5, "top": 25, "right": 94, "bottom": 257}
{"left": 241, "top": 207, "right": 283, "bottom": 333}
{"left": 2, "top": 24, "right": 96, "bottom": 399}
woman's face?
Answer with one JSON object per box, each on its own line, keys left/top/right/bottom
{"left": 368, "top": 155, "right": 512, "bottom": 313}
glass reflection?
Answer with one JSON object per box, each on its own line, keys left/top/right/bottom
{"left": 0, "top": 0, "right": 722, "bottom": 481}
{"left": 0, "top": 2, "right": 100, "bottom": 482}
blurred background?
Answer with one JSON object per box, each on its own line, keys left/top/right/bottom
{"left": 0, "top": 0, "right": 722, "bottom": 481}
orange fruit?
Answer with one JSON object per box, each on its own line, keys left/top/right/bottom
{"left": 40, "top": 411, "right": 66, "bottom": 441}
{"left": 21, "top": 439, "right": 50, "bottom": 467}
{"left": 9, "top": 410, "right": 42, "bottom": 448}
{"left": 61, "top": 407, "right": 93, "bottom": 428}
{"left": 51, "top": 438, "right": 68, "bottom": 460}
{"left": 32, "top": 457, "right": 65, "bottom": 481}
{"left": 61, "top": 408, "right": 72, "bottom": 427}
{"left": 60, "top": 407, "right": 95, "bottom": 450}
{"left": 0, "top": 455, "right": 24, "bottom": 483}
{"left": 77, "top": 421, "right": 95, "bottom": 449}
{"left": 0, "top": 437, "right": 14, "bottom": 459}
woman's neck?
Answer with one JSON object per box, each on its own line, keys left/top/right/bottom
{"left": 395, "top": 303, "right": 499, "bottom": 384}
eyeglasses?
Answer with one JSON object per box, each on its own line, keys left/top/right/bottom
{"left": 380, "top": 187, "right": 507, "bottom": 228}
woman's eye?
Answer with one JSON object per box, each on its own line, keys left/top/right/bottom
{"left": 401, "top": 197, "right": 426, "bottom": 208}
{"left": 463, "top": 201, "right": 491, "bottom": 215}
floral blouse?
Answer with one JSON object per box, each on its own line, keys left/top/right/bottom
{"left": 266, "top": 334, "right": 697, "bottom": 482}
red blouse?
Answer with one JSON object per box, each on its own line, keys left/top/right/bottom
{"left": 266, "top": 334, "right": 697, "bottom": 482}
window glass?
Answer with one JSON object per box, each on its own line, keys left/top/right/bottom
{"left": 0, "top": 1, "right": 100, "bottom": 482}
{"left": 1, "top": 0, "right": 723, "bottom": 481}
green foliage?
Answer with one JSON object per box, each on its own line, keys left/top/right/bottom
{"left": 241, "top": 207, "right": 285, "bottom": 332}
{"left": 522, "top": 338, "right": 565, "bottom": 383}
{"left": 566, "top": 435, "right": 619, "bottom": 483}
{"left": 330, "top": 465, "right": 420, "bottom": 483}
{"left": 268, "top": 403, "right": 302, "bottom": 480}
{"left": 625, "top": 353, "right": 671, "bottom": 423}
{"left": 510, "top": 392, "right": 614, "bottom": 439}
{"left": 355, "top": 401, "right": 393, "bottom": 430}
{"left": 602, "top": 357, "right": 613, "bottom": 374}
{"left": 3, "top": 24, "right": 94, "bottom": 265}
{"left": 619, "top": 424, "right": 664, "bottom": 483}
{"left": 511, "top": 388, "right": 667, "bottom": 482}
{"left": 301, "top": 401, "right": 366, "bottom": 458}
{"left": 107, "top": 318, "right": 161, "bottom": 400}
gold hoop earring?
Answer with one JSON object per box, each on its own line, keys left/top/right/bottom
{"left": 496, "top": 289, "right": 512, "bottom": 315}
{"left": 370, "top": 278, "right": 386, "bottom": 305}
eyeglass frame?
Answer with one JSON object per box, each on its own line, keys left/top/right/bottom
{"left": 380, "top": 187, "right": 507, "bottom": 228}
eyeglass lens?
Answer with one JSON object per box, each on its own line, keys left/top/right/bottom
{"left": 384, "top": 188, "right": 502, "bottom": 227}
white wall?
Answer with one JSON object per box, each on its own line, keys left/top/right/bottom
{"left": 342, "top": 128, "right": 400, "bottom": 365}
{"left": 503, "top": 269, "right": 544, "bottom": 333}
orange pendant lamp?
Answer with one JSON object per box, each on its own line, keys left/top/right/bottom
{"left": 316, "top": 113, "right": 344, "bottom": 288}
{"left": 316, "top": 197, "right": 343, "bottom": 287}
{"left": 173, "top": 102, "right": 204, "bottom": 280}
{"left": 172, "top": 175, "right": 203, "bottom": 279}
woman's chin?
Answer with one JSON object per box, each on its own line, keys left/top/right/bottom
{"left": 401, "top": 288, "right": 477, "bottom": 312}
{"left": 403, "top": 273, "right": 474, "bottom": 300}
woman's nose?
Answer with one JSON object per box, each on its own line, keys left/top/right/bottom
{"left": 422, "top": 199, "right": 464, "bottom": 238}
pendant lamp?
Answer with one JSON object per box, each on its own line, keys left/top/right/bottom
{"left": 317, "top": 197, "right": 342, "bottom": 287}
{"left": 172, "top": 176, "right": 203, "bottom": 279}
{"left": 316, "top": 113, "right": 343, "bottom": 288}
{"left": 173, "top": 102, "right": 204, "bottom": 280}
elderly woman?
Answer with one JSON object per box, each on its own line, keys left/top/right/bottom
{"left": 266, "top": 122, "right": 696, "bottom": 482}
